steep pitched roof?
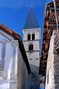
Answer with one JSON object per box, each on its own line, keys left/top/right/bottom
{"left": 24, "top": 8, "right": 39, "bottom": 29}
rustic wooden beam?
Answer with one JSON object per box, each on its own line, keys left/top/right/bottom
{"left": 0, "top": 24, "right": 20, "bottom": 40}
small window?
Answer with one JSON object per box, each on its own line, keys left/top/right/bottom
{"left": 28, "top": 34, "right": 31, "bottom": 40}
{"left": 32, "top": 33, "right": 35, "bottom": 40}
{"left": 29, "top": 44, "right": 33, "bottom": 52}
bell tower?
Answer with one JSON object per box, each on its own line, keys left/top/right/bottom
{"left": 23, "top": 9, "right": 41, "bottom": 74}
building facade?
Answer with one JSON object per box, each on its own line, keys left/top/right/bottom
{"left": 23, "top": 9, "right": 41, "bottom": 74}
{"left": 39, "top": 0, "right": 59, "bottom": 76}
{"left": 39, "top": 0, "right": 59, "bottom": 89}
{"left": 0, "top": 24, "right": 30, "bottom": 89}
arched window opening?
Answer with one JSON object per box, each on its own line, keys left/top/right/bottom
{"left": 29, "top": 44, "right": 33, "bottom": 53}
{"left": 32, "top": 33, "right": 35, "bottom": 40}
{"left": 28, "top": 34, "right": 31, "bottom": 40}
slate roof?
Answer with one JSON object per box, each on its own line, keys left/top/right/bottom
{"left": 24, "top": 8, "right": 39, "bottom": 29}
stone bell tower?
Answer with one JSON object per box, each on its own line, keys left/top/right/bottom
{"left": 23, "top": 9, "right": 41, "bottom": 74}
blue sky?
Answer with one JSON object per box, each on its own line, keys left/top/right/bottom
{"left": 0, "top": 0, "right": 52, "bottom": 35}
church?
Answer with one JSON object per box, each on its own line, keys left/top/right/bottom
{"left": 23, "top": 8, "right": 42, "bottom": 74}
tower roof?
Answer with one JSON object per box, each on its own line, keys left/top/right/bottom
{"left": 24, "top": 8, "right": 39, "bottom": 29}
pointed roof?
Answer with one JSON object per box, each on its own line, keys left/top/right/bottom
{"left": 24, "top": 8, "right": 39, "bottom": 29}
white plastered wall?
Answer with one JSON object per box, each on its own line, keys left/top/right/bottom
{"left": 45, "top": 31, "right": 55, "bottom": 89}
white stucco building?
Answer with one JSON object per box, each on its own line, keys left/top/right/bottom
{"left": 0, "top": 25, "right": 30, "bottom": 89}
